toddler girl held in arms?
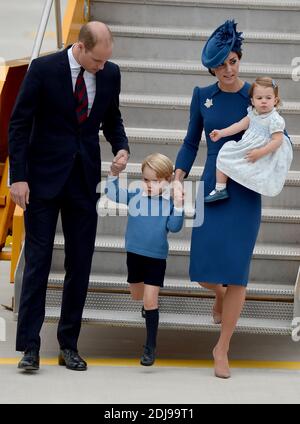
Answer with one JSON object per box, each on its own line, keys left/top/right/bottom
{"left": 205, "top": 76, "right": 293, "bottom": 203}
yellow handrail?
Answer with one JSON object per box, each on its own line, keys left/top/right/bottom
{"left": 63, "top": 0, "right": 89, "bottom": 46}
{"left": 0, "top": 159, "right": 24, "bottom": 283}
{"left": 0, "top": 159, "right": 14, "bottom": 249}
{"left": 10, "top": 205, "right": 24, "bottom": 284}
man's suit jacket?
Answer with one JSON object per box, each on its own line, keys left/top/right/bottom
{"left": 9, "top": 47, "right": 129, "bottom": 199}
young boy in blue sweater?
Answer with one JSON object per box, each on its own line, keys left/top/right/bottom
{"left": 106, "top": 153, "right": 184, "bottom": 366}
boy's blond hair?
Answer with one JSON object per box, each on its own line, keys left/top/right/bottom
{"left": 141, "top": 153, "right": 174, "bottom": 180}
{"left": 249, "top": 76, "right": 281, "bottom": 107}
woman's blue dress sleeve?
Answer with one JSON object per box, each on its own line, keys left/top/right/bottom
{"left": 175, "top": 87, "right": 203, "bottom": 176}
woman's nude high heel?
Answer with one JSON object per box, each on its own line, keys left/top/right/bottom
{"left": 213, "top": 347, "right": 231, "bottom": 379}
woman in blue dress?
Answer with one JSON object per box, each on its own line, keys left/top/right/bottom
{"left": 174, "top": 20, "right": 262, "bottom": 379}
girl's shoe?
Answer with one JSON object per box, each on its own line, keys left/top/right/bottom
{"left": 213, "top": 347, "right": 231, "bottom": 379}
{"left": 140, "top": 345, "right": 156, "bottom": 366}
{"left": 204, "top": 188, "right": 229, "bottom": 203}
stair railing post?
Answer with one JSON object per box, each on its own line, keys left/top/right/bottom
{"left": 55, "top": 0, "right": 64, "bottom": 50}
{"left": 293, "top": 265, "right": 300, "bottom": 319}
{"left": 30, "top": 0, "right": 54, "bottom": 65}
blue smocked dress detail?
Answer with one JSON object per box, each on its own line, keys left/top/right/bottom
{"left": 217, "top": 107, "right": 293, "bottom": 196}
{"left": 175, "top": 82, "right": 262, "bottom": 286}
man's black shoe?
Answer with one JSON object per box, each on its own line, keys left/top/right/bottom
{"left": 18, "top": 350, "right": 40, "bottom": 371}
{"left": 58, "top": 349, "right": 87, "bottom": 371}
{"left": 140, "top": 345, "right": 156, "bottom": 366}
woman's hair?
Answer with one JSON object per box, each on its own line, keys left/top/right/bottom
{"left": 141, "top": 153, "right": 174, "bottom": 180}
{"left": 208, "top": 51, "right": 242, "bottom": 76}
{"left": 249, "top": 76, "right": 281, "bottom": 107}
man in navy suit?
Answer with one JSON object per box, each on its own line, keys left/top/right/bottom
{"left": 9, "top": 21, "right": 129, "bottom": 371}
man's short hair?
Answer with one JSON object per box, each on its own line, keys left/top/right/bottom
{"left": 78, "top": 24, "right": 113, "bottom": 50}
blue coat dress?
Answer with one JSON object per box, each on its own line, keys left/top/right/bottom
{"left": 175, "top": 82, "right": 262, "bottom": 286}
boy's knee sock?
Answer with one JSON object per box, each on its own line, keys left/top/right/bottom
{"left": 145, "top": 308, "right": 159, "bottom": 349}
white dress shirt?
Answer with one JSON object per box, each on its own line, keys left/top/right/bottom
{"left": 67, "top": 45, "right": 96, "bottom": 115}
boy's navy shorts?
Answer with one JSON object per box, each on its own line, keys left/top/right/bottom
{"left": 126, "top": 252, "right": 166, "bottom": 287}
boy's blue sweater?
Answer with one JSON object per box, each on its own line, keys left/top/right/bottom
{"left": 105, "top": 176, "right": 184, "bottom": 259}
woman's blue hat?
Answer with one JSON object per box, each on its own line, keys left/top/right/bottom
{"left": 201, "top": 20, "right": 244, "bottom": 69}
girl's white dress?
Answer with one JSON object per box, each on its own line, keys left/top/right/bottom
{"left": 217, "top": 107, "right": 293, "bottom": 196}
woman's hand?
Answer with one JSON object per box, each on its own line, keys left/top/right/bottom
{"left": 245, "top": 148, "right": 264, "bottom": 163}
{"left": 209, "top": 129, "right": 223, "bottom": 142}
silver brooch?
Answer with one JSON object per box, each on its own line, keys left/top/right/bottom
{"left": 204, "top": 98, "right": 213, "bottom": 108}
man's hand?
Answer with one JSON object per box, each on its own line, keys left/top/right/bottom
{"left": 10, "top": 182, "right": 30, "bottom": 210}
{"left": 245, "top": 148, "right": 264, "bottom": 163}
{"left": 110, "top": 149, "right": 129, "bottom": 175}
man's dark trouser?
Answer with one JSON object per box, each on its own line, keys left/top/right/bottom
{"left": 16, "top": 157, "right": 98, "bottom": 352}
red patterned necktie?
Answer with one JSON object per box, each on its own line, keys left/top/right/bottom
{"left": 74, "top": 66, "right": 88, "bottom": 124}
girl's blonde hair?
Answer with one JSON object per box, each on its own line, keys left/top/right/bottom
{"left": 249, "top": 76, "right": 281, "bottom": 107}
{"left": 141, "top": 153, "right": 174, "bottom": 180}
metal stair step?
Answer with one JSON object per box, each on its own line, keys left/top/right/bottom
{"left": 45, "top": 307, "right": 292, "bottom": 335}
{"left": 120, "top": 94, "right": 300, "bottom": 113}
{"left": 51, "top": 234, "right": 300, "bottom": 283}
{"left": 115, "top": 59, "right": 297, "bottom": 79}
{"left": 102, "top": 127, "right": 300, "bottom": 146}
{"left": 99, "top": 199, "right": 300, "bottom": 223}
{"left": 261, "top": 207, "right": 300, "bottom": 223}
{"left": 48, "top": 272, "right": 294, "bottom": 299}
{"left": 90, "top": 0, "right": 300, "bottom": 32}
{"left": 99, "top": 161, "right": 300, "bottom": 209}
{"left": 44, "top": 292, "right": 292, "bottom": 335}
{"left": 110, "top": 25, "right": 300, "bottom": 43}
{"left": 54, "top": 202, "right": 300, "bottom": 244}
{"left": 119, "top": 93, "right": 300, "bottom": 133}
{"left": 53, "top": 234, "right": 300, "bottom": 259}
{"left": 109, "top": 25, "right": 300, "bottom": 64}
{"left": 101, "top": 161, "right": 300, "bottom": 185}
{"left": 114, "top": 59, "right": 300, "bottom": 100}
{"left": 94, "top": 202, "right": 300, "bottom": 244}
{"left": 91, "top": 0, "right": 300, "bottom": 7}
{"left": 100, "top": 127, "right": 206, "bottom": 164}
{"left": 45, "top": 306, "right": 291, "bottom": 335}
{"left": 100, "top": 128, "right": 300, "bottom": 170}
